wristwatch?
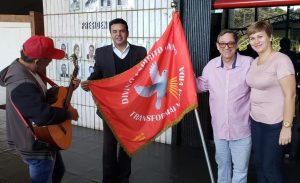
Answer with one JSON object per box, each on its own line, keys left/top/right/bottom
{"left": 283, "top": 121, "right": 293, "bottom": 128}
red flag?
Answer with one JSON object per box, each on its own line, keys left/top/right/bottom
{"left": 89, "top": 12, "right": 198, "bottom": 156}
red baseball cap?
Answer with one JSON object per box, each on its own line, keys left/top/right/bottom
{"left": 22, "top": 35, "right": 65, "bottom": 60}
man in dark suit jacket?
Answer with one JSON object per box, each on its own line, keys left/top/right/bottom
{"left": 60, "top": 63, "right": 69, "bottom": 78}
{"left": 81, "top": 18, "right": 147, "bottom": 183}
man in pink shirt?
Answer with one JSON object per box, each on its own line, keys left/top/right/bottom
{"left": 196, "top": 30, "right": 253, "bottom": 183}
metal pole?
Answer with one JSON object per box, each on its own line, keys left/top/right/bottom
{"left": 173, "top": 0, "right": 214, "bottom": 181}
{"left": 194, "top": 109, "right": 215, "bottom": 183}
{"left": 255, "top": 8, "right": 258, "bottom": 21}
{"left": 286, "top": 6, "right": 290, "bottom": 38}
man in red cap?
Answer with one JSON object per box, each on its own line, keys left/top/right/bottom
{"left": 0, "top": 35, "right": 80, "bottom": 183}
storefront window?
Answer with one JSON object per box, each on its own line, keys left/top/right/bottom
{"left": 229, "top": 8, "right": 255, "bottom": 28}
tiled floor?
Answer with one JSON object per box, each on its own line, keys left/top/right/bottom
{"left": 1, "top": 108, "right": 300, "bottom": 183}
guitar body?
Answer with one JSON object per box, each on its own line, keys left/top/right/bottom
{"left": 33, "top": 54, "right": 78, "bottom": 150}
{"left": 33, "top": 86, "right": 72, "bottom": 150}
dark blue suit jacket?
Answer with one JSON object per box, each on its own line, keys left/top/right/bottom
{"left": 87, "top": 44, "right": 147, "bottom": 118}
{"left": 88, "top": 44, "right": 147, "bottom": 80}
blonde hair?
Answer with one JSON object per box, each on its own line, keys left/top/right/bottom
{"left": 247, "top": 21, "right": 273, "bottom": 38}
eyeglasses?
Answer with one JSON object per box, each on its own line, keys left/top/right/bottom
{"left": 218, "top": 42, "right": 236, "bottom": 48}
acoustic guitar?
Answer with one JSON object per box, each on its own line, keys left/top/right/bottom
{"left": 33, "top": 54, "right": 79, "bottom": 150}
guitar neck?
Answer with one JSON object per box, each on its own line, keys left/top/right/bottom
{"left": 64, "top": 62, "right": 78, "bottom": 108}
{"left": 64, "top": 83, "right": 75, "bottom": 108}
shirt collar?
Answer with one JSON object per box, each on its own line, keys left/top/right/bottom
{"left": 112, "top": 42, "right": 130, "bottom": 53}
{"left": 216, "top": 53, "right": 240, "bottom": 69}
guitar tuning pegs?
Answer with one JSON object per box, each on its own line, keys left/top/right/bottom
{"left": 70, "top": 54, "right": 78, "bottom": 61}
{"left": 70, "top": 54, "right": 78, "bottom": 65}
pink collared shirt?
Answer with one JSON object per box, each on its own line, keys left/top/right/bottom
{"left": 196, "top": 53, "right": 253, "bottom": 140}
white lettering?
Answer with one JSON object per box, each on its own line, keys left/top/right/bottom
{"left": 178, "top": 67, "right": 185, "bottom": 86}
{"left": 130, "top": 105, "right": 177, "bottom": 122}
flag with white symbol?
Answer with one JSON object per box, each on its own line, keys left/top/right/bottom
{"left": 89, "top": 12, "right": 198, "bottom": 156}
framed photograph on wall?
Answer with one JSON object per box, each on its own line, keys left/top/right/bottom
{"left": 86, "top": 43, "right": 95, "bottom": 61}
{"left": 70, "top": 0, "right": 81, "bottom": 11}
{"left": 59, "top": 62, "right": 69, "bottom": 78}
{"left": 77, "top": 61, "right": 83, "bottom": 79}
{"left": 59, "top": 62, "right": 70, "bottom": 79}
{"left": 71, "top": 42, "right": 82, "bottom": 59}
{"left": 84, "top": 61, "right": 95, "bottom": 79}
{"left": 117, "top": 0, "right": 134, "bottom": 8}
{"left": 68, "top": 60, "right": 83, "bottom": 79}
{"left": 101, "top": 0, "right": 111, "bottom": 7}
{"left": 60, "top": 42, "right": 69, "bottom": 59}
{"left": 117, "top": 0, "right": 127, "bottom": 6}
{"left": 84, "top": 0, "right": 99, "bottom": 11}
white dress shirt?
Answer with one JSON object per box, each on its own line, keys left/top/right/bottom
{"left": 112, "top": 43, "right": 130, "bottom": 59}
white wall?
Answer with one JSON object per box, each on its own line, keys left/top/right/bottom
{"left": 43, "top": 0, "right": 173, "bottom": 144}
{"left": 0, "top": 22, "right": 31, "bottom": 105}
{"left": 0, "top": 22, "right": 31, "bottom": 70}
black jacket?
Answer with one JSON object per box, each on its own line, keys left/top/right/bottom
{"left": 87, "top": 44, "right": 147, "bottom": 118}
{"left": 0, "top": 60, "right": 69, "bottom": 159}
{"left": 88, "top": 44, "right": 147, "bottom": 80}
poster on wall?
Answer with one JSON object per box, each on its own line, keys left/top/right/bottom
{"left": 117, "top": 0, "right": 134, "bottom": 8}
{"left": 86, "top": 43, "right": 95, "bottom": 61}
{"left": 55, "top": 60, "right": 79, "bottom": 84}
{"left": 117, "top": 0, "right": 127, "bottom": 6}
{"left": 84, "top": 0, "right": 99, "bottom": 11}
{"left": 71, "top": 42, "right": 82, "bottom": 59}
{"left": 60, "top": 42, "right": 69, "bottom": 59}
{"left": 55, "top": 41, "right": 69, "bottom": 59}
{"left": 84, "top": 61, "right": 95, "bottom": 79}
{"left": 77, "top": 61, "right": 83, "bottom": 79}
{"left": 70, "top": 0, "right": 81, "bottom": 11}
{"left": 67, "top": 60, "right": 83, "bottom": 79}
{"left": 101, "top": 0, "right": 111, "bottom": 7}
{"left": 60, "top": 62, "right": 69, "bottom": 78}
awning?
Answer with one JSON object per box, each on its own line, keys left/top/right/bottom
{"left": 213, "top": 0, "right": 300, "bottom": 9}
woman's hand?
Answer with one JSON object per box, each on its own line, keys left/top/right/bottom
{"left": 278, "top": 75, "right": 295, "bottom": 146}
{"left": 279, "top": 127, "right": 292, "bottom": 145}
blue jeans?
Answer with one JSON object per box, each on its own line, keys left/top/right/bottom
{"left": 214, "top": 136, "right": 252, "bottom": 183}
{"left": 251, "top": 118, "right": 285, "bottom": 183}
{"left": 23, "top": 151, "right": 65, "bottom": 183}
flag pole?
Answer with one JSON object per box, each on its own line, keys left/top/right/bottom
{"left": 170, "top": 1, "right": 215, "bottom": 182}
{"left": 194, "top": 109, "right": 215, "bottom": 183}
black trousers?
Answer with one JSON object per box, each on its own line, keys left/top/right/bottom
{"left": 251, "top": 118, "right": 285, "bottom": 183}
{"left": 103, "top": 121, "right": 131, "bottom": 183}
